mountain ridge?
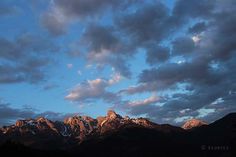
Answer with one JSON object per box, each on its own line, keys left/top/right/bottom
{"left": 0, "top": 110, "right": 180, "bottom": 138}
{"left": 0, "top": 111, "right": 236, "bottom": 157}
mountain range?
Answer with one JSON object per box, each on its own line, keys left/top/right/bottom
{"left": 0, "top": 110, "right": 235, "bottom": 157}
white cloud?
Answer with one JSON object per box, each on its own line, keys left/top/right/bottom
{"left": 108, "top": 73, "right": 122, "bottom": 85}
{"left": 197, "top": 108, "right": 215, "bottom": 118}
{"left": 211, "top": 97, "right": 224, "bottom": 105}
{"left": 65, "top": 78, "right": 107, "bottom": 100}
{"left": 174, "top": 116, "right": 193, "bottom": 123}
{"left": 127, "top": 94, "right": 159, "bottom": 107}
{"left": 179, "top": 108, "right": 191, "bottom": 114}
{"left": 65, "top": 72, "right": 122, "bottom": 103}
{"left": 192, "top": 33, "right": 203, "bottom": 44}
{"left": 177, "top": 60, "right": 185, "bottom": 64}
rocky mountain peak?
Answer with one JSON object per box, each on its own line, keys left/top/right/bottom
{"left": 63, "top": 115, "right": 98, "bottom": 139}
{"left": 36, "top": 117, "right": 48, "bottom": 122}
{"left": 64, "top": 116, "right": 82, "bottom": 125}
{"left": 15, "top": 119, "right": 37, "bottom": 127}
{"left": 182, "top": 118, "right": 207, "bottom": 130}
{"left": 15, "top": 117, "right": 51, "bottom": 128}
{"left": 15, "top": 119, "right": 27, "bottom": 127}
{"left": 107, "top": 110, "right": 122, "bottom": 120}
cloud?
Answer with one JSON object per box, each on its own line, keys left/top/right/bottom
{"left": 51, "top": 0, "right": 120, "bottom": 18}
{"left": 113, "top": 0, "right": 236, "bottom": 124}
{"left": 65, "top": 73, "right": 122, "bottom": 104}
{"left": 59, "top": 1, "right": 183, "bottom": 78}
{"left": 128, "top": 54, "right": 235, "bottom": 124}
{"left": 41, "top": 10, "right": 67, "bottom": 36}
{"left": 0, "top": 33, "right": 58, "bottom": 84}
{"left": 172, "top": 36, "right": 196, "bottom": 55}
{"left": 41, "top": 0, "right": 124, "bottom": 36}
{"left": 79, "top": 24, "right": 132, "bottom": 77}
{"left": 0, "top": 102, "right": 35, "bottom": 126}
{"left": 188, "top": 22, "right": 207, "bottom": 34}
{"left": 127, "top": 94, "right": 160, "bottom": 107}
{"left": 86, "top": 49, "right": 131, "bottom": 78}
{"left": 43, "top": 84, "right": 59, "bottom": 91}
{"left": 0, "top": 1, "right": 19, "bottom": 17}
{"left": 0, "top": 102, "right": 75, "bottom": 126}
{"left": 43, "top": 1, "right": 184, "bottom": 78}
{"left": 81, "top": 24, "right": 120, "bottom": 52}
{"left": 119, "top": 83, "right": 155, "bottom": 95}
{"left": 173, "top": 0, "right": 215, "bottom": 19}
{"left": 116, "top": 2, "right": 174, "bottom": 45}
{"left": 79, "top": 1, "right": 181, "bottom": 76}
{"left": 146, "top": 44, "right": 170, "bottom": 65}
{"left": 31, "top": 0, "right": 236, "bottom": 125}
{"left": 138, "top": 61, "right": 208, "bottom": 90}
{"left": 0, "top": 59, "right": 48, "bottom": 84}
{"left": 75, "top": 1, "right": 185, "bottom": 77}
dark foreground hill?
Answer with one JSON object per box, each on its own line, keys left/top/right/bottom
{"left": 0, "top": 110, "right": 235, "bottom": 157}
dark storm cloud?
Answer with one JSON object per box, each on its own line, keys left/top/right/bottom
{"left": 146, "top": 44, "right": 170, "bottom": 65}
{"left": 139, "top": 55, "right": 218, "bottom": 89}
{"left": 207, "top": 14, "right": 236, "bottom": 61}
{"left": 172, "top": 36, "right": 195, "bottom": 55}
{"left": 53, "top": 0, "right": 120, "bottom": 18}
{"left": 116, "top": 2, "right": 174, "bottom": 45}
{"left": 188, "top": 22, "right": 207, "bottom": 34}
{"left": 0, "top": 33, "right": 58, "bottom": 84}
{"left": 173, "top": 0, "right": 215, "bottom": 19}
{"left": 82, "top": 24, "right": 119, "bottom": 53}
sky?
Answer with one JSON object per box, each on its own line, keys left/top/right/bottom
{"left": 0, "top": 0, "right": 236, "bottom": 126}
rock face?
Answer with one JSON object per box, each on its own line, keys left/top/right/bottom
{"left": 107, "top": 110, "right": 122, "bottom": 120}
{"left": 64, "top": 115, "right": 97, "bottom": 139}
{"left": 182, "top": 119, "right": 207, "bottom": 129}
